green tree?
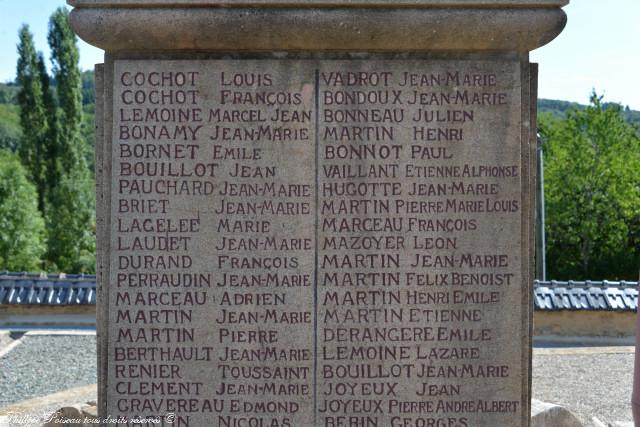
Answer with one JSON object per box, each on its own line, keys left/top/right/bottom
{"left": 0, "top": 83, "right": 19, "bottom": 104}
{"left": 46, "top": 168, "right": 95, "bottom": 273}
{"left": 45, "top": 7, "right": 96, "bottom": 273}
{"left": 0, "top": 104, "right": 22, "bottom": 152}
{"left": 48, "top": 7, "right": 84, "bottom": 172}
{"left": 540, "top": 92, "right": 640, "bottom": 279}
{"left": 0, "top": 150, "right": 46, "bottom": 271}
{"left": 16, "top": 25, "right": 48, "bottom": 212}
{"left": 37, "top": 52, "right": 61, "bottom": 197}
{"left": 81, "top": 70, "right": 95, "bottom": 105}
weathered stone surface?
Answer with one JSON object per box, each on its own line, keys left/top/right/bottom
{"left": 70, "top": 0, "right": 568, "bottom": 5}
{"left": 68, "top": 1, "right": 567, "bottom": 52}
{"left": 97, "top": 57, "right": 536, "bottom": 426}
{"left": 70, "top": 0, "right": 568, "bottom": 425}
{"left": 531, "top": 399, "right": 583, "bottom": 427}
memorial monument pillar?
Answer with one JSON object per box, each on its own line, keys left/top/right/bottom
{"left": 68, "top": 1, "right": 568, "bottom": 426}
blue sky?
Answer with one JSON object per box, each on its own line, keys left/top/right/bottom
{"left": 1, "top": 0, "right": 639, "bottom": 109}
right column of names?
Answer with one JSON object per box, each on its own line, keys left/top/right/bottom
{"left": 317, "top": 60, "right": 525, "bottom": 427}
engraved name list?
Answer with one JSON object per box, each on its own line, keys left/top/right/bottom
{"left": 106, "top": 59, "right": 526, "bottom": 427}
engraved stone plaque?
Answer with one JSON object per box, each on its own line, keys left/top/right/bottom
{"left": 100, "top": 58, "right": 532, "bottom": 427}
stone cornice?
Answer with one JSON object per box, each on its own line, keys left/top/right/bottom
{"left": 68, "top": 1, "right": 568, "bottom": 52}
{"left": 69, "top": 0, "right": 568, "bottom": 7}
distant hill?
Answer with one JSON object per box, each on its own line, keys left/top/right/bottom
{"left": 539, "top": 98, "right": 640, "bottom": 127}
{"left": 1, "top": 69, "right": 94, "bottom": 106}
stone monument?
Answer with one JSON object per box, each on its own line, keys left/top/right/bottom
{"left": 68, "top": 1, "right": 568, "bottom": 426}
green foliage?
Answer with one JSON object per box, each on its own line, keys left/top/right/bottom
{"left": 81, "top": 109, "right": 95, "bottom": 173}
{"left": 81, "top": 70, "right": 95, "bottom": 105}
{"left": 16, "top": 25, "right": 49, "bottom": 212}
{"left": 539, "top": 98, "right": 640, "bottom": 128}
{"left": 538, "top": 99, "right": 584, "bottom": 120}
{"left": 540, "top": 92, "right": 640, "bottom": 280}
{"left": 0, "top": 83, "right": 19, "bottom": 105}
{"left": 41, "top": 7, "right": 96, "bottom": 273}
{"left": 48, "top": 7, "right": 85, "bottom": 172}
{"left": 0, "top": 104, "right": 22, "bottom": 152}
{"left": 45, "top": 167, "right": 95, "bottom": 273}
{"left": 37, "top": 52, "right": 62, "bottom": 201}
{"left": 5, "top": 11, "right": 96, "bottom": 273}
{"left": 0, "top": 150, "right": 46, "bottom": 271}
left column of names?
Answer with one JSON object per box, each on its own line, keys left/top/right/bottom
{"left": 108, "top": 60, "right": 317, "bottom": 427}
